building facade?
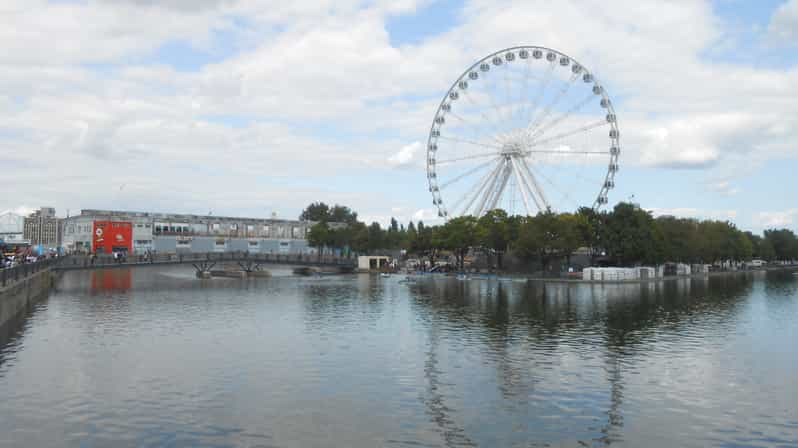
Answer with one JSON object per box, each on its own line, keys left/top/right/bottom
{"left": 62, "top": 209, "right": 315, "bottom": 255}
{"left": 23, "top": 207, "right": 61, "bottom": 248}
{"left": 0, "top": 211, "right": 27, "bottom": 245}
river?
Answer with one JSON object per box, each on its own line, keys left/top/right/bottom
{"left": 1, "top": 266, "right": 797, "bottom": 447}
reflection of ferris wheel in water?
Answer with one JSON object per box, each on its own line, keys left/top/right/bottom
{"left": 427, "top": 46, "right": 620, "bottom": 218}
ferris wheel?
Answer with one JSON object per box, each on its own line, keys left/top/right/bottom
{"left": 426, "top": 46, "right": 620, "bottom": 218}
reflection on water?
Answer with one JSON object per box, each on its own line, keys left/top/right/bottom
{"left": 0, "top": 266, "right": 796, "bottom": 447}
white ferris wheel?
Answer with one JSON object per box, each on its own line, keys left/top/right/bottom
{"left": 426, "top": 46, "right": 620, "bottom": 218}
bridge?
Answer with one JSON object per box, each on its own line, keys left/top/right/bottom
{"left": 53, "top": 252, "right": 357, "bottom": 276}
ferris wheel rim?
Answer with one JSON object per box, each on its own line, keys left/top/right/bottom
{"left": 426, "top": 45, "right": 620, "bottom": 219}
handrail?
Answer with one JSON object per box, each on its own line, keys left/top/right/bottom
{"left": 52, "top": 251, "right": 356, "bottom": 271}
{"left": 1, "top": 257, "right": 59, "bottom": 288}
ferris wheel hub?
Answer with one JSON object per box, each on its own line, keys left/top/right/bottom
{"left": 500, "top": 142, "right": 525, "bottom": 158}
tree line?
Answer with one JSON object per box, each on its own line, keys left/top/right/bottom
{"left": 302, "top": 202, "right": 798, "bottom": 269}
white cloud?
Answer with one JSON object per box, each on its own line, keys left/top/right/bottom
{"left": 769, "top": 0, "right": 798, "bottom": 44}
{"left": 706, "top": 180, "right": 740, "bottom": 196}
{"left": 755, "top": 209, "right": 798, "bottom": 228}
{"left": 388, "top": 141, "right": 423, "bottom": 168}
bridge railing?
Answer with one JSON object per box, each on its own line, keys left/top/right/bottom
{"left": 1, "top": 257, "right": 59, "bottom": 288}
{"left": 55, "top": 251, "right": 356, "bottom": 270}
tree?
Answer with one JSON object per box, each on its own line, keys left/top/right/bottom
{"left": 514, "top": 211, "right": 586, "bottom": 273}
{"left": 437, "top": 216, "right": 478, "bottom": 271}
{"left": 300, "top": 202, "right": 331, "bottom": 222}
{"left": 366, "top": 222, "right": 384, "bottom": 254}
{"left": 307, "top": 222, "right": 330, "bottom": 257}
{"left": 329, "top": 205, "right": 358, "bottom": 224}
{"left": 656, "top": 216, "right": 700, "bottom": 263}
{"left": 476, "top": 209, "right": 511, "bottom": 269}
{"left": 602, "top": 202, "right": 663, "bottom": 266}
{"left": 557, "top": 213, "right": 589, "bottom": 266}
{"left": 764, "top": 229, "right": 798, "bottom": 261}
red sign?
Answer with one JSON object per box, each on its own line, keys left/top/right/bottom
{"left": 92, "top": 220, "right": 132, "bottom": 254}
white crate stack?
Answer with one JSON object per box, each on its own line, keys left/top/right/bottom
{"left": 582, "top": 267, "right": 649, "bottom": 281}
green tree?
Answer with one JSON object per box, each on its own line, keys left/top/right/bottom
{"left": 603, "top": 202, "right": 663, "bottom": 266}
{"left": 764, "top": 229, "right": 798, "bottom": 261}
{"left": 476, "top": 209, "right": 511, "bottom": 269}
{"left": 366, "top": 222, "right": 384, "bottom": 254}
{"left": 329, "top": 205, "right": 358, "bottom": 224}
{"left": 307, "top": 222, "right": 330, "bottom": 257}
{"left": 437, "top": 216, "right": 478, "bottom": 271}
{"left": 300, "top": 202, "right": 331, "bottom": 222}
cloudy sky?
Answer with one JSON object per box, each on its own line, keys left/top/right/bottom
{"left": 1, "top": 0, "right": 796, "bottom": 231}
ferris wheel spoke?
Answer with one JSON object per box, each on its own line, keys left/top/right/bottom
{"left": 453, "top": 160, "right": 505, "bottom": 216}
{"left": 509, "top": 156, "right": 544, "bottom": 213}
{"left": 435, "top": 151, "right": 502, "bottom": 165}
{"left": 528, "top": 92, "right": 595, "bottom": 142}
{"left": 523, "top": 148, "right": 610, "bottom": 156}
{"left": 502, "top": 61, "right": 514, "bottom": 124}
{"left": 446, "top": 110, "right": 505, "bottom": 146}
{"left": 524, "top": 60, "right": 556, "bottom": 131}
{"left": 527, "top": 119, "right": 610, "bottom": 148}
{"left": 437, "top": 135, "right": 503, "bottom": 152}
{"left": 487, "top": 165, "right": 512, "bottom": 212}
{"left": 516, "top": 156, "right": 550, "bottom": 211}
{"left": 460, "top": 89, "right": 509, "bottom": 145}
{"left": 525, "top": 71, "right": 580, "bottom": 138}
{"left": 471, "top": 68, "right": 509, "bottom": 136}
{"left": 439, "top": 157, "right": 499, "bottom": 190}
{"left": 519, "top": 57, "right": 533, "bottom": 128}
{"left": 525, "top": 161, "right": 581, "bottom": 209}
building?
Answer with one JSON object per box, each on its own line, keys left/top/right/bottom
{"left": 358, "top": 256, "right": 393, "bottom": 272}
{"left": 23, "top": 207, "right": 61, "bottom": 249}
{"left": 0, "top": 211, "right": 28, "bottom": 245}
{"left": 62, "top": 209, "right": 316, "bottom": 255}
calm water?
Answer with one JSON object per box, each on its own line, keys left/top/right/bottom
{"left": 1, "top": 267, "right": 797, "bottom": 448}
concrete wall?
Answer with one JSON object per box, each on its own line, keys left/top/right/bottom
{"left": 0, "top": 269, "right": 54, "bottom": 328}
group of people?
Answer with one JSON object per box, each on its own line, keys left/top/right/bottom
{"left": 1, "top": 251, "right": 59, "bottom": 269}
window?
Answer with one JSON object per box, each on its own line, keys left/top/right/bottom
{"left": 230, "top": 223, "right": 238, "bottom": 230}
{"left": 263, "top": 225, "right": 270, "bottom": 234}
{"left": 247, "top": 225, "right": 254, "bottom": 232}
{"left": 212, "top": 223, "right": 220, "bottom": 230}
{"left": 145, "top": 224, "right": 151, "bottom": 228}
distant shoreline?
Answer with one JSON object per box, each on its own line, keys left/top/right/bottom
{"left": 403, "top": 265, "right": 798, "bottom": 285}
{"left": 524, "top": 265, "right": 798, "bottom": 284}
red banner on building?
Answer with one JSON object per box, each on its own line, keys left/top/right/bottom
{"left": 92, "top": 221, "right": 132, "bottom": 254}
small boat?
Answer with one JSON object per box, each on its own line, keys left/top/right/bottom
{"left": 456, "top": 273, "right": 468, "bottom": 281}
{"left": 380, "top": 272, "right": 391, "bottom": 278}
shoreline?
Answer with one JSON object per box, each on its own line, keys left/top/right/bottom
{"left": 406, "top": 265, "right": 798, "bottom": 285}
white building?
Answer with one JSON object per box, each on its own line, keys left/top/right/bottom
{"left": 0, "top": 211, "right": 27, "bottom": 244}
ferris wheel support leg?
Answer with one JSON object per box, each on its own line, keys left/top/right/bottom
{"left": 462, "top": 160, "right": 505, "bottom": 217}
{"left": 475, "top": 159, "right": 506, "bottom": 217}
{"left": 487, "top": 163, "right": 512, "bottom": 212}
{"left": 519, "top": 157, "right": 550, "bottom": 211}
{"left": 509, "top": 157, "right": 538, "bottom": 214}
